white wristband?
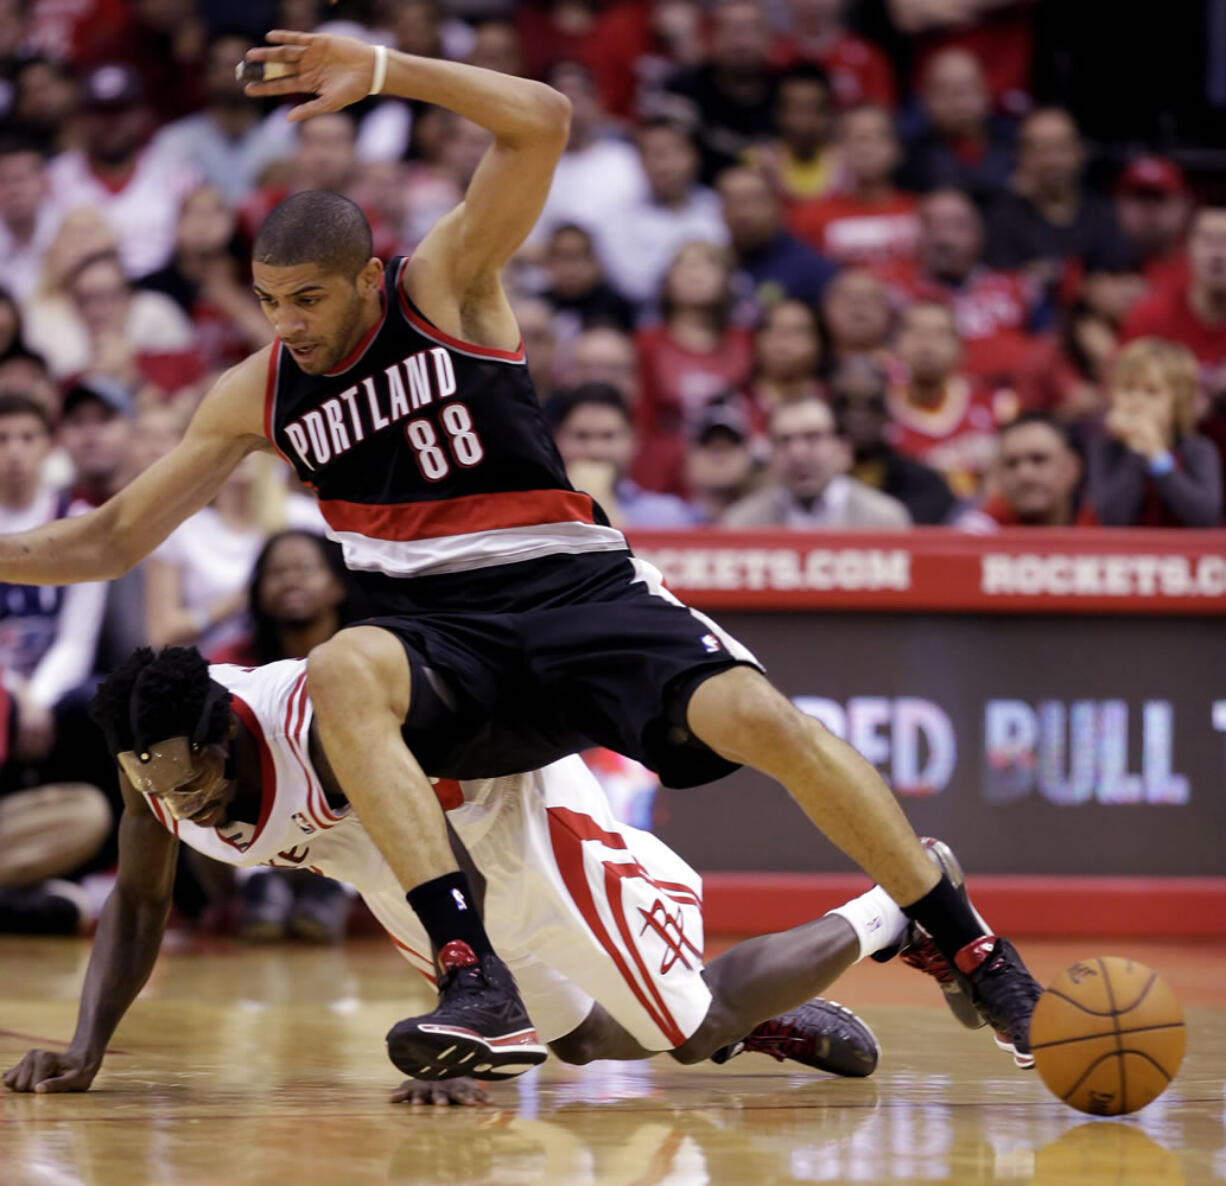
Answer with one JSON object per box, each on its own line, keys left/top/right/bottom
{"left": 369, "top": 44, "right": 388, "bottom": 96}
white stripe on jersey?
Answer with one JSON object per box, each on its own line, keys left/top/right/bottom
{"left": 326, "top": 520, "right": 628, "bottom": 579}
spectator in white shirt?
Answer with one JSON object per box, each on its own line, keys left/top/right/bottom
{"left": 45, "top": 63, "right": 199, "bottom": 278}
{"left": 596, "top": 119, "right": 729, "bottom": 306}
{"left": 523, "top": 61, "right": 647, "bottom": 253}
{"left": 723, "top": 394, "right": 911, "bottom": 527}
{"left": 0, "top": 394, "right": 105, "bottom": 762}
{"left": 153, "top": 31, "right": 296, "bottom": 207}
{"left": 0, "top": 132, "right": 65, "bottom": 304}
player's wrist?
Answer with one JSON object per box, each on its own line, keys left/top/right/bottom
{"left": 369, "top": 43, "right": 388, "bottom": 95}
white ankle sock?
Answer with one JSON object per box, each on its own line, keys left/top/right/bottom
{"left": 826, "top": 885, "right": 909, "bottom": 962}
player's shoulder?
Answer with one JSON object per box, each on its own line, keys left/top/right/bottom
{"left": 193, "top": 345, "right": 277, "bottom": 443}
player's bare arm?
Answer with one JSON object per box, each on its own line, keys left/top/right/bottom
{"left": 2, "top": 777, "right": 178, "bottom": 1094}
{"left": 0, "top": 350, "right": 270, "bottom": 587}
{"left": 244, "top": 30, "right": 569, "bottom": 348}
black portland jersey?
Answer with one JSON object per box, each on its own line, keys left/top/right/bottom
{"left": 265, "top": 257, "right": 625, "bottom": 578}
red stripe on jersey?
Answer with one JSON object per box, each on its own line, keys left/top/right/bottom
{"left": 395, "top": 259, "right": 525, "bottom": 362}
{"left": 319, "top": 488, "right": 597, "bottom": 543}
{"left": 324, "top": 293, "right": 388, "bottom": 376}
{"left": 263, "top": 344, "right": 294, "bottom": 465}
{"left": 284, "top": 674, "right": 334, "bottom": 832}
{"left": 434, "top": 778, "right": 464, "bottom": 810}
{"left": 227, "top": 693, "right": 277, "bottom": 851}
{"left": 546, "top": 807, "right": 687, "bottom": 1048}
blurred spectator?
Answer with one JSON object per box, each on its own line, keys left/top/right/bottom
{"left": 512, "top": 295, "right": 560, "bottom": 403}
{"left": 1114, "top": 157, "right": 1192, "bottom": 298}
{"left": 563, "top": 326, "right": 639, "bottom": 404}
{"left": 542, "top": 224, "right": 635, "bottom": 338}
{"left": 46, "top": 63, "right": 200, "bottom": 278}
{"left": 723, "top": 394, "right": 910, "bottom": 527}
{"left": 80, "top": 0, "right": 208, "bottom": 122}
{"left": 0, "top": 348, "right": 57, "bottom": 415}
{"left": 140, "top": 186, "right": 273, "bottom": 369}
{"left": 57, "top": 377, "right": 131, "bottom": 507}
{"left": 984, "top": 108, "right": 1131, "bottom": 288}
{"left": 821, "top": 265, "right": 894, "bottom": 365}
{"left": 597, "top": 119, "right": 728, "bottom": 307}
{"left": 633, "top": 0, "right": 708, "bottom": 120}
{"left": 889, "top": 0, "right": 1035, "bottom": 116}
{"left": 887, "top": 300, "right": 1006, "bottom": 497}
{"left": 660, "top": 0, "right": 778, "bottom": 182}
{"left": 209, "top": 529, "right": 355, "bottom": 943}
{"left": 877, "top": 188, "right": 1039, "bottom": 386}
{"left": 147, "top": 454, "right": 270, "bottom": 654}
{"left": 550, "top": 383, "right": 695, "bottom": 527}
{"left": 685, "top": 402, "right": 760, "bottom": 522}
{"left": 1087, "top": 338, "right": 1222, "bottom": 527}
{"left": 717, "top": 165, "right": 837, "bottom": 310}
{"left": 789, "top": 104, "right": 919, "bottom": 266}
{"left": 981, "top": 412, "right": 1096, "bottom": 526}
{"left": 0, "top": 132, "right": 64, "bottom": 303}
{"left": 525, "top": 61, "right": 646, "bottom": 251}
{"left": 12, "top": 56, "right": 78, "bottom": 156}
{"left": 153, "top": 31, "right": 296, "bottom": 207}
{"left": 466, "top": 19, "right": 523, "bottom": 77}
{"left": 898, "top": 48, "right": 1016, "bottom": 205}
{"left": 514, "top": 0, "right": 653, "bottom": 120}
{"left": 745, "top": 64, "right": 841, "bottom": 206}
{"left": 632, "top": 241, "right": 754, "bottom": 494}
{"left": 829, "top": 353, "right": 956, "bottom": 524}
{"left": 770, "top": 0, "right": 896, "bottom": 110}
{"left": 0, "top": 394, "right": 105, "bottom": 764}
{"left": 27, "top": 249, "right": 201, "bottom": 387}
{"left": 1021, "top": 300, "right": 1117, "bottom": 426}
{"left": 398, "top": 111, "right": 491, "bottom": 250}
{"left": 745, "top": 298, "right": 824, "bottom": 419}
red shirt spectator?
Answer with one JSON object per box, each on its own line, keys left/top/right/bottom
{"left": 885, "top": 301, "right": 1011, "bottom": 497}
{"left": 790, "top": 105, "right": 919, "bottom": 266}
{"left": 1115, "top": 156, "right": 1192, "bottom": 300}
{"left": 770, "top": 0, "right": 896, "bottom": 109}
{"left": 981, "top": 413, "right": 1098, "bottom": 526}
{"left": 632, "top": 243, "right": 754, "bottom": 494}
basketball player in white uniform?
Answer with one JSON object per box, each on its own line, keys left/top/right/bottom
{"left": 4, "top": 646, "right": 985, "bottom": 1101}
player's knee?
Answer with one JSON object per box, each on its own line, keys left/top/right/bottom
{"left": 692, "top": 669, "right": 820, "bottom": 763}
{"left": 307, "top": 629, "right": 400, "bottom": 716}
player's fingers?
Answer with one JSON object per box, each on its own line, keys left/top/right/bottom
{"left": 264, "top": 29, "right": 315, "bottom": 45}
{"left": 431, "top": 1086, "right": 451, "bottom": 1107}
{"left": 35, "top": 1071, "right": 86, "bottom": 1094}
{"left": 286, "top": 96, "right": 340, "bottom": 123}
{"left": 389, "top": 1079, "right": 416, "bottom": 1103}
{"left": 246, "top": 44, "right": 305, "bottom": 62}
{"left": 8, "top": 1055, "right": 40, "bottom": 1092}
{"left": 243, "top": 76, "right": 310, "bottom": 99}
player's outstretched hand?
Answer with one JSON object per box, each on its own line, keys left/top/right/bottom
{"left": 3, "top": 1048, "right": 98, "bottom": 1094}
{"left": 243, "top": 30, "right": 376, "bottom": 123}
{"left": 389, "top": 1076, "right": 492, "bottom": 1107}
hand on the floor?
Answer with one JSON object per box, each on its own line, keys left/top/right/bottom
{"left": 389, "top": 1076, "right": 492, "bottom": 1107}
{"left": 3, "top": 1048, "right": 98, "bottom": 1093}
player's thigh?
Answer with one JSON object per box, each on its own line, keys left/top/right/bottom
{"left": 686, "top": 664, "right": 821, "bottom": 766}
{"left": 307, "top": 625, "right": 413, "bottom": 719}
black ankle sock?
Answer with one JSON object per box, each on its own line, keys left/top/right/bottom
{"left": 902, "top": 877, "right": 985, "bottom": 962}
{"left": 406, "top": 873, "right": 492, "bottom": 958}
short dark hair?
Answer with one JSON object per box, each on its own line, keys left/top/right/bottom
{"left": 253, "top": 191, "right": 373, "bottom": 279}
{"left": 0, "top": 127, "right": 46, "bottom": 162}
{"left": 546, "top": 383, "right": 632, "bottom": 431}
{"left": 0, "top": 392, "right": 51, "bottom": 433}
{"left": 91, "top": 647, "right": 232, "bottom": 757}
{"left": 548, "top": 223, "right": 595, "bottom": 253}
{"left": 638, "top": 117, "right": 697, "bottom": 150}
{"left": 778, "top": 62, "right": 833, "bottom": 97}
{"left": 998, "top": 410, "right": 1073, "bottom": 448}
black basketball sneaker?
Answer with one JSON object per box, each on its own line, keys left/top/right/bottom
{"left": 952, "top": 935, "right": 1044, "bottom": 1070}
{"left": 710, "top": 998, "right": 880, "bottom": 1078}
{"left": 385, "top": 941, "right": 548, "bottom": 1082}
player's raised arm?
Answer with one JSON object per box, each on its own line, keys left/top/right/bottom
{"left": 2, "top": 776, "right": 178, "bottom": 1093}
{"left": 244, "top": 31, "right": 569, "bottom": 307}
{"left": 0, "top": 351, "right": 269, "bottom": 587}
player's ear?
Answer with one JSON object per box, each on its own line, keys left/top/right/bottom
{"left": 358, "top": 257, "right": 383, "bottom": 299}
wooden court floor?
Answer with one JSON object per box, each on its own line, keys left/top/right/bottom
{"left": 1, "top": 935, "right": 1223, "bottom": 1185}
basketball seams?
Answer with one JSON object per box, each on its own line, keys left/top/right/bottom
{"left": 1030, "top": 1021, "right": 1186, "bottom": 1051}
{"left": 1059, "top": 1050, "right": 1175, "bottom": 1105}
{"left": 1097, "top": 957, "right": 1127, "bottom": 1111}
{"left": 1043, "top": 987, "right": 1120, "bottom": 1017}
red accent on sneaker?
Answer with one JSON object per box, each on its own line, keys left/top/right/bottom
{"left": 438, "top": 940, "right": 479, "bottom": 971}
{"left": 954, "top": 935, "right": 998, "bottom": 976}
{"left": 900, "top": 936, "right": 956, "bottom": 984}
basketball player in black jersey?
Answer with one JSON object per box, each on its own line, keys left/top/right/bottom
{"left": 0, "top": 29, "right": 1041, "bottom": 1080}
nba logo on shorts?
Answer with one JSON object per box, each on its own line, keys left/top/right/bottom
{"left": 292, "top": 813, "right": 316, "bottom": 835}
{"left": 701, "top": 633, "right": 722, "bottom": 654}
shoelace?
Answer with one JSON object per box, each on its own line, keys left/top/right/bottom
{"left": 900, "top": 936, "right": 956, "bottom": 985}
{"left": 972, "top": 949, "right": 1041, "bottom": 1031}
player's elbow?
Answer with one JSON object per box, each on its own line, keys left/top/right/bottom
{"left": 529, "top": 83, "right": 571, "bottom": 145}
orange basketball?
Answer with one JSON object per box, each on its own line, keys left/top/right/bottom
{"left": 1029, "top": 957, "right": 1186, "bottom": 1117}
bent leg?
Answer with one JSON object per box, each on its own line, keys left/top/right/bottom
{"left": 549, "top": 1004, "right": 656, "bottom": 1065}
{"left": 0, "top": 783, "right": 111, "bottom": 887}
{"left": 687, "top": 668, "right": 940, "bottom": 909}
{"left": 307, "top": 626, "right": 458, "bottom": 892}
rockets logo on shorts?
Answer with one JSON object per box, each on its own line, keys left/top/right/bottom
{"left": 701, "top": 633, "right": 722, "bottom": 654}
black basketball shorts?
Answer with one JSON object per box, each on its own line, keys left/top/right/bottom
{"left": 354, "top": 550, "right": 762, "bottom": 787}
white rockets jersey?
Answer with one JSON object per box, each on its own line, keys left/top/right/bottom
{"left": 144, "top": 660, "right": 521, "bottom": 895}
